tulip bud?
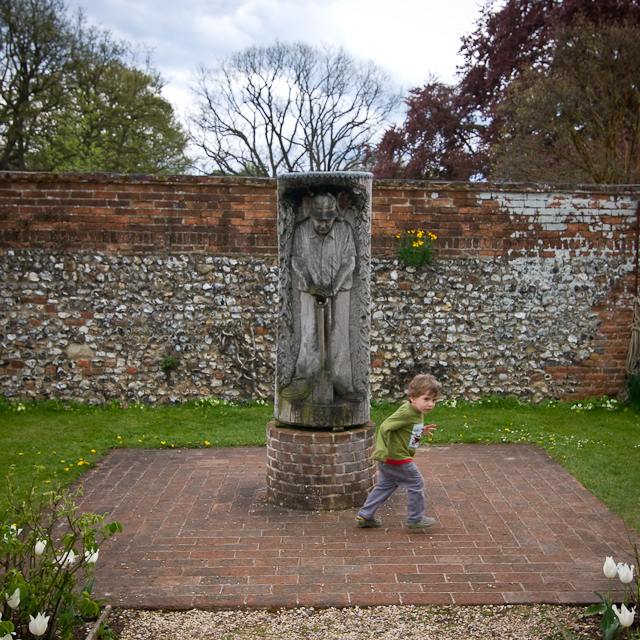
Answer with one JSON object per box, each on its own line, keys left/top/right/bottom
{"left": 34, "top": 539, "right": 46, "bottom": 556}
{"left": 29, "top": 612, "right": 50, "bottom": 637}
{"left": 5, "top": 587, "right": 20, "bottom": 609}
{"left": 603, "top": 556, "right": 617, "bottom": 579}
{"left": 84, "top": 549, "right": 99, "bottom": 564}
{"left": 57, "top": 550, "right": 77, "bottom": 568}
{"left": 617, "top": 562, "right": 635, "bottom": 584}
{"left": 612, "top": 603, "right": 636, "bottom": 628}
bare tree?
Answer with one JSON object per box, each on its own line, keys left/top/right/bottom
{"left": 189, "top": 41, "right": 401, "bottom": 176}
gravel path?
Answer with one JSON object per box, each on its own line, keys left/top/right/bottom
{"left": 110, "top": 605, "right": 602, "bottom": 639}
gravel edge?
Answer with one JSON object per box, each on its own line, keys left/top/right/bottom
{"left": 108, "top": 604, "right": 603, "bottom": 639}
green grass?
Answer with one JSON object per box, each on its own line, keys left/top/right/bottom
{"left": 1, "top": 396, "right": 639, "bottom": 533}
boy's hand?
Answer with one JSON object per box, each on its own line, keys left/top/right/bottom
{"left": 422, "top": 424, "right": 436, "bottom": 436}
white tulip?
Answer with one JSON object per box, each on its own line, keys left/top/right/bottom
{"left": 612, "top": 603, "right": 636, "bottom": 628}
{"left": 29, "top": 612, "right": 50, "bottom": 637}
{"left": 34, "top": 539, "right": 47, "bottom": 556}
{"left": 57, "top": 549, "right": 77, "bottom": 567}
{"left": 617, "top": 562, "right": 635, "bottom": 584}
{"left": 84, "top": 549, "right": 99, "bottom": 564}
{"left": 603, "top": 556, "right": 618, "bottom": 579}
{"left": 5, "top": 587, "right": 20, "bottom": 609}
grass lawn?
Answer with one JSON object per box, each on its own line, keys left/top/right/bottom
{"left": 1, "top": 396, "right": 639, "bottom": 533}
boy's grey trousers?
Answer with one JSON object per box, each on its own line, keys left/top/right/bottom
{"left": 358, "top": 460, "right": 426, "bottom": 523}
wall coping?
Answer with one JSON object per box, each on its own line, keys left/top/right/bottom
{"left": 0, "top": 170, "right": 638, "bottom": 197}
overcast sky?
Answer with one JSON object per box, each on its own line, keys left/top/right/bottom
{"left": 69, "top": 0, "right": 486, "bottom": 121}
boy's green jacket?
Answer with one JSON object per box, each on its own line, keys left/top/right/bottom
{"left": 372, "top": 401, "right": 425, "bottom": 462}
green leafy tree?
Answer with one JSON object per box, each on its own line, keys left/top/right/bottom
{"left": 0, "top": 0, "right": 72, "bottom": 169}
{"left": 0, "top": 0, "right": 189, "bottom": 173}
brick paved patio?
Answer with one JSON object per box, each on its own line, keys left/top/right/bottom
{"left": 77, "top": 444, "right": 634, "bottom": 610}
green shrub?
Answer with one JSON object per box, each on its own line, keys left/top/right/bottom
{"left": 0, "top": 469, "right": 122, "bottom": 640}
{"left": 627, "top": 369, "right": 640, "bottom": 410}
{"left": 160, "top": 356, "right": 180, "bottom": 372}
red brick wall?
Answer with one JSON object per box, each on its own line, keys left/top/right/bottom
{"left": 1, "top": 171, "right": 639, "bottom": 402}
{"left": 0, "top": 172, "right": 637, "bottom": 259}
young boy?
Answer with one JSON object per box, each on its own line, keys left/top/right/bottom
{"left": 356, "top": 374, "right": 440, "bottom": 529}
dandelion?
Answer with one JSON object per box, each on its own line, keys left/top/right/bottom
{"left": 91, "top": 449, "right": 96, "bottom": 453}
{"left": 205, "top": 441, "right": 210, "bottom": 446}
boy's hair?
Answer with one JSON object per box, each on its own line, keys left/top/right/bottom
{"left": 408, "top": 374, "right": 441, "bottom": 399}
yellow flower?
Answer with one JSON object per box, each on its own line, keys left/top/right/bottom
{"left": 205, "top": 441, "right": 210, "bottom": 446}
{"left": 117, "top": 436, "right": 121, "bottom": 440}
{"left": 418, "top": 241, "right": 424, "bottom": 246}
{"left": 396, "top": 233, "right": 401, "bottom": 238}
{"left": 429, "top": 232, "right": 437, "bottom": 240}
{"left": 412, "top": 242, "right": 419, "bottom": 247}
{"left": 91, "top": 449, "right": 96, "bottom": 453}
{"left": 417, "top": 230, "right": 424, "bottom": 238}
{"left": 161, "top": 441, "right": 166, "bottom": 445}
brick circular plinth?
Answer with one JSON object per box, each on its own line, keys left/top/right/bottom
{"left": 266, "top": 421, "right": 377, "bottom": 511}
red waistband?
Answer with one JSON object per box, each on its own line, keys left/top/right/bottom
{"left": 385, "top": 458, "right": 412, "bottom": 465}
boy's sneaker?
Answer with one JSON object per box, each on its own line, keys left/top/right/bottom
{"left": 355, "top": 514, "right": 382, "bottom": 528}
{"left": 406, "top": 517, "right": 437, "bottom": 529}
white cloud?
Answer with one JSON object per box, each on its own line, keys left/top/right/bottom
{"left": 70, "top": 0, "right": 484, "bottom": 118}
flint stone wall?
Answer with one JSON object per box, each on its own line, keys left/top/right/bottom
{"left": 0, "top": 172, "right": 638, "bottom": 404}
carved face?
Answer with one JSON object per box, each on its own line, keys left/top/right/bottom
{"left": 311, "top": 216, "right": 336, "bottom": 236}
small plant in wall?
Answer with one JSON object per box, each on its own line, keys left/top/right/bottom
{"left": 160, "top": 356, "right": 180, "bottom": 373}
{"left": 396, "top": 229, "right": 436, "bottom": 269}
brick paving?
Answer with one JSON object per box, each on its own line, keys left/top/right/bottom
{"left": 76, "top": 444, "right": 634, "bottom": 610}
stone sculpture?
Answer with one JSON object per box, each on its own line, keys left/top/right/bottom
{"left": 275, "top": 171, "right": 372, "bottom": 428}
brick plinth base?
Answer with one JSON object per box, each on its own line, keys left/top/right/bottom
{"left": 266, "top": 421, "right": 377, "bottom": 511}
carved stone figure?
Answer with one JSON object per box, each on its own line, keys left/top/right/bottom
{"left": 275, "top": 172, "right": 372, "bottom": 429}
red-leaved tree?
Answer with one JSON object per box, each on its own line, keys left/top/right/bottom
{"left": 366, "top": 81, "right": 485, "bottom": 180}
{"left": 458, "top": 0, "right": 640, "bottom": 151}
